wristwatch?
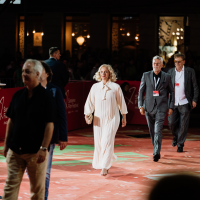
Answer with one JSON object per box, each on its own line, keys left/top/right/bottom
{"left": 40, "top": 146, "right": 47, "bottom": 151}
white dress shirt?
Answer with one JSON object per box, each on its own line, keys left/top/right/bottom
{"left": 175, "top": 65, "right": 189, "bottom": 106}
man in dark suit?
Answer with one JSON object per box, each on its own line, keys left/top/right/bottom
{"left": 44, "top": 47, "right": 69, "bottom": 99}
{"left": 138, "top": 56, "right": 174, "bottom": 162}
{"left": 40, "top": 62, "right": 68, "bottom": 200}
{"left": 168, "top": 53, "right": 199, "bottom": 152}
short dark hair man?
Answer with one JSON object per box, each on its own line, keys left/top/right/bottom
{"left": 168, "top": 53, "right": 199, "bottom": 152}
{"left": 44, "top": 47, "right": 69, "bottom": 98}
{"left": 40, "top": 61, "right": 68, "bottom": 200}
{"left": 138, "top": 56, "right": 174, "bottom": 162}
{"left": 3, "top": 59, "right": 55, "bottom": 200}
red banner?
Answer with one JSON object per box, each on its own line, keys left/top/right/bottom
{"left": 0, "top": 81, "right": 168, "bottom": 139}
{"left": 0, "top": 87, "right": 24, "bottom": 139}
{"left": 116, "top": 80, "right": 168, "bottom": 125}
{"left": 116, "top": 81, "right": 147, "bottom": 125}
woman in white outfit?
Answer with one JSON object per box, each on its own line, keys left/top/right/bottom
{"left": 84, "top": 64, "right": 128, "bottom": 176}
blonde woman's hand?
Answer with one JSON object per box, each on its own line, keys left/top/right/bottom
{"left": 85, "top": 115, "right": 89, "bottom": 124}
{"left": 122, "top": 114, "right": 127, "bottom": 127}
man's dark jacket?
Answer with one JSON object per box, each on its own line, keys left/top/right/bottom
{"left": 167, "top": 66, "right": 199, "bottom": 109}
{"left": 138, "top": 70, "right": 174, "bottom": 113}
{"left": 44, "top": 58, "right": 69, "bottom": 98}
{"left": 47, "top": 83, "right": 68, "bottom": 143}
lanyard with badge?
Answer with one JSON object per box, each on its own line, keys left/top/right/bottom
{"left": 153, "top": 77, "right": 160, "bottom": 96}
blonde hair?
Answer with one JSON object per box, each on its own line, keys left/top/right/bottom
{"left": 93, "top": 64, "right": 117, "bottom": 82}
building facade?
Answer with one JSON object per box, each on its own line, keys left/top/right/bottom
{"left": 0, "top": 0, "right": 200, "bottom": 62}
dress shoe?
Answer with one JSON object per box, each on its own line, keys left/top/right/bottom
{"left": 172, "top": 139, "right": 177, "bottom": 147}
{"left": 153, "top": 154, "right": 160, "bottom": 162}
{"left": 177, "top": 147, "right": 183, "bottom": 152}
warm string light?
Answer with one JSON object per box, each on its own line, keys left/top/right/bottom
{"left": 127, "top": 32, "right": 130, "bottom": 36}
{"left": 41, "top": 32, "right": 44, "bottom": 36}
{"left": 135, "top": 34, "right": 139, "bottom": 41}
{"left": 87, "top": 34, "right": 90, "bottom": 38}
{"left": 72, "top": 32, "right": 75, "bottom": 36}
{"left": 32, "top": 30, "right": 35, "bottom": 33}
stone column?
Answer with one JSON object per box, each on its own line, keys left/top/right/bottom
{"left": 90, "top": 13, "right": 110, "bottom": 50}
{"left": 43, "top": 12, "right": 63, "bottom": 58}
{"left": 139, "top": 14, "right": 158, "bottom": 58}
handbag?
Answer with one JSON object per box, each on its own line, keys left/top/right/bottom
{"left": 87, "top": 114, "right": 93, "bottom": 124}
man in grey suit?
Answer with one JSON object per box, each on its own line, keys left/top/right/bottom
{"left": 138, "top": 56, "right": 174, "bottom": 162}
{"left": 168, "top": 53, "right": 199, "bottom": 152}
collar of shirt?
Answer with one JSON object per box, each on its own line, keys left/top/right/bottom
{"left": 101, "top": 80, "right": 111, "bottom": 89}
{"left": 50, "top": 57, "right": 57, "bottom": 60}
{"left": 175, "top": 65, "right": 184, "bottom": 72}
{"left": 153, "top": 71, "right": 161, "bottom": 79}
{"left": 24, "top": 83, "right": 41, "bottom": 96}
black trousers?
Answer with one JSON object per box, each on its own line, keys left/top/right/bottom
{"left": 145, "top": 106, "right": 166, "bottom": 155}
{"left": 168, "top": 103, "right": 191, "bottom": 147}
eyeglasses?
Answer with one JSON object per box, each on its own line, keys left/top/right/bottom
{"left": 174, "top": 60, "right": 183, "bottom": 64}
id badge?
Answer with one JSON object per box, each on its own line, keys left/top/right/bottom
{"left": 175, "top": 83, "right": 179, "bottom": 86}
{"left": 153, "top": 91, "right": 159, "bottom": 96}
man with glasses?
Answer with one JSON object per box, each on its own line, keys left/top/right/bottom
{"left": 138, "top": 56, "right": 174, "bottom": 162}
{"left": 168, "top": 53, "right": 199, "bottom": 152}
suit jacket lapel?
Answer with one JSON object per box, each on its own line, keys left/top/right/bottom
{"left": 171, "top": 68, "right": 175, "bottom": 87}
{"left": 184, "top": 66, "right": 188, "bottom": 90}
{"left": 157, "top": 70, "right": 165, "bottom": 90}
{"left": 150, "top": 70, "right": 155, "bottom": 89}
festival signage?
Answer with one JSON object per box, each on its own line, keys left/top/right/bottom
{"left": 33, "top": 32, "right": 43, "bottom": 46}
{"left": 0, "top": 81, "right": 168, "bottom": 139}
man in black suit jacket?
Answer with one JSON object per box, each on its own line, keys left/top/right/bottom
{"left": 168, "top": 53, "right": 199, "bottom": 152}
{"left": 138, "top": 56, "right": 174, "bottom": 162}
{"left": 44, "top": 47, "right": 69, "bottom": 99}
{"left": 40, "top": 62, "right": 68, "bottom": 200}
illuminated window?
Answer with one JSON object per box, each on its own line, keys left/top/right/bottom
{"left": 111, "top": 16, "right": 139, "bottom": 58}
{"left": 65, "top": 16, "right": 90, "bottom": 57}
{"left": 18, "top": 15, "right": 43, "bottom": 59}
{"left": 159, "top": 16, "right": 184, "bottom": 63}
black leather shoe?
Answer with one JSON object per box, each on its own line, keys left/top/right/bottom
{"left": 172, "top": 139, "right": 177, "bottom": 147}
{"left": 153, "top": 154, "right": 160, "bottom": 162}
{"left": 177, "top": 147, "right": 183, "bottom": 152}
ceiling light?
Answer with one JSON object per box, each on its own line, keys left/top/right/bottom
{"left": 76, "top": 36, "right": 85, "bottom": 45}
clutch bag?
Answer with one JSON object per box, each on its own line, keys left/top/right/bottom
{"left": 87, "top": 114, "right": 93, "bottom": 124}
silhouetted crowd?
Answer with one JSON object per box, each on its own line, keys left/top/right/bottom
{"left": 0, "top": 48, "right": 200, "bottom": 88}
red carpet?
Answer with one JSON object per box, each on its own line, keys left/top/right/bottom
{"left": 1, "top": 125, "right": 200, "bottom": 199}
